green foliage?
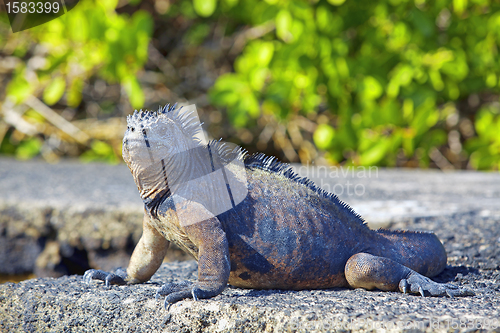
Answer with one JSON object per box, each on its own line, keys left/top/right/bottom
{"left": 313, "top": 123, "right": 335, "bottom": 150}
{"left": 6, "top": 72, "right": 32, "bottom": 104}
{"left": 15, "top": 138, "right": 43, "bottom": 160}
{"left": 1, "top": 0, "right": 499, "bottom": 170}
{"left": 193, "top": 0, "right": 217, "bottom": 17}
{"left": 208, "top": 0, "right": 500, "bottom": 168}
{"left": 465, "top": 106, "right": 500, "bottom": 170}
{"left": 80, "top": 140, "right": 120, "bottom": 164}
{"left": 1, "top": 0, "right": 153, "bottom": 162}
{"left": 43, "top": 76, "right": 66, "bottom": 105}
{"left": 4, "top": 0, "right": 152, "bottom": 109}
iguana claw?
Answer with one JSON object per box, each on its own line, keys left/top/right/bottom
{"left": 400, "top": 279, "right": 409, "bottom": 294}
{"left": 156, "top": 280, "right": 221, "bottom": 308}
{"left": 83, "top": 268, "right": 127, "bottom": 287}
{"left": 399, "top": 272, "right": 474, "bottom": 297}
{"left": 156, "top": 281, "right": 196, "bottom": 308}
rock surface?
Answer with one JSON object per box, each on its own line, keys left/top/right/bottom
{"left": 1, "top": 211, "right": 499, "bottom": 333}
{"left": 1, "top": 158, "right": 500, "bottom": 332}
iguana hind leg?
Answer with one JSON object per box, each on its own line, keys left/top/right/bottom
{"left": 345, "top": 253, "right": 474, "bottom": 297}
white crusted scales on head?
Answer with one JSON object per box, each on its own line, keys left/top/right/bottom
{"left": 126, "top": 103, "right": 206, "bottom": 144}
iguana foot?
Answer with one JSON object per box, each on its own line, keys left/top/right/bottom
{"left": 346, "top": 253, "right": 475, "bottom": 297}
{"left": 83, "top": 268, "right": 127, "bottom": 287}
{"left": 156, "top": 280, "right": 221, "bottom": 308}
{"left": 399, "top": 272, "right": 474, "bottom": 297}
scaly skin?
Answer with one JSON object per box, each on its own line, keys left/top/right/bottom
{"left": 83, "top": 104, "right": 474, "bottom": 306}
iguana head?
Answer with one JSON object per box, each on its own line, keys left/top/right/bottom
{"left": 122, "top": 104, "right": 204, "bottom": 200}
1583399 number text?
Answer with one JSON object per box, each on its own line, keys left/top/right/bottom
{"left": 5, "top": 1, "right": 60, "bottom": 14}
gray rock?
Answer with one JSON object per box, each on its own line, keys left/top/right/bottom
{"left": 1, "top": 212, "right": 499, "bottom": 333}
{"left": 0, "top": 158, "right": 499, "bottom": 332}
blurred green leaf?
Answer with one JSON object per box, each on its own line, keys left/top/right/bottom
{"left": 123, "top": 76, "right": 145, "bottom": 109}
{"left": 43, "top": 76, "right": 66, "bottom": 106}
{"left": 100, "top": 0, "right": 119, "bottom": 11}
{"left": 313, "top": 124, "right": 335, "bottom": 150}
{"left": 276, "top": 10, "right": 292, "bottom": 42}
{"left": 359, "top": 137, "right": 391, "bottom": 166}
{"left": 453, "top": 0, "right": 467, "bottom": 15}
{"left": 67, "top": 78, "right": 83, "bottom": 108}
{"left": 80, "top": 140, "right": 119, "bottom": 164}
{"left": 16, "top": 138, "right": 42, "bottom": 160}
{"left": 193, "top": 0, "right": 217, "bottom": 17}
{"left": 327, "top": 0, "right": 346, "bottom": 6}
{"left": 185, "top": 23, "right": 210, "bottom": 45}
{"left": 6, "top": 75, "right": 32, "bottom": 104}
{"left": 361, "top": 76, "right": 383, "bottom": 100}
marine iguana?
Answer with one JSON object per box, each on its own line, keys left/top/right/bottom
{"left": 84, "top": 103, "right": 473, "bottom": 306}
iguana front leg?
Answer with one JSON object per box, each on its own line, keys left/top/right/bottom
{"left": 345, "top": 253, "right": 474, "bottom": 297}
{"left": 83, "top": 212, "right": 169, "bottom": 286}
{"left": 156, "top": 216, "right": 230, "bottom": 306}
